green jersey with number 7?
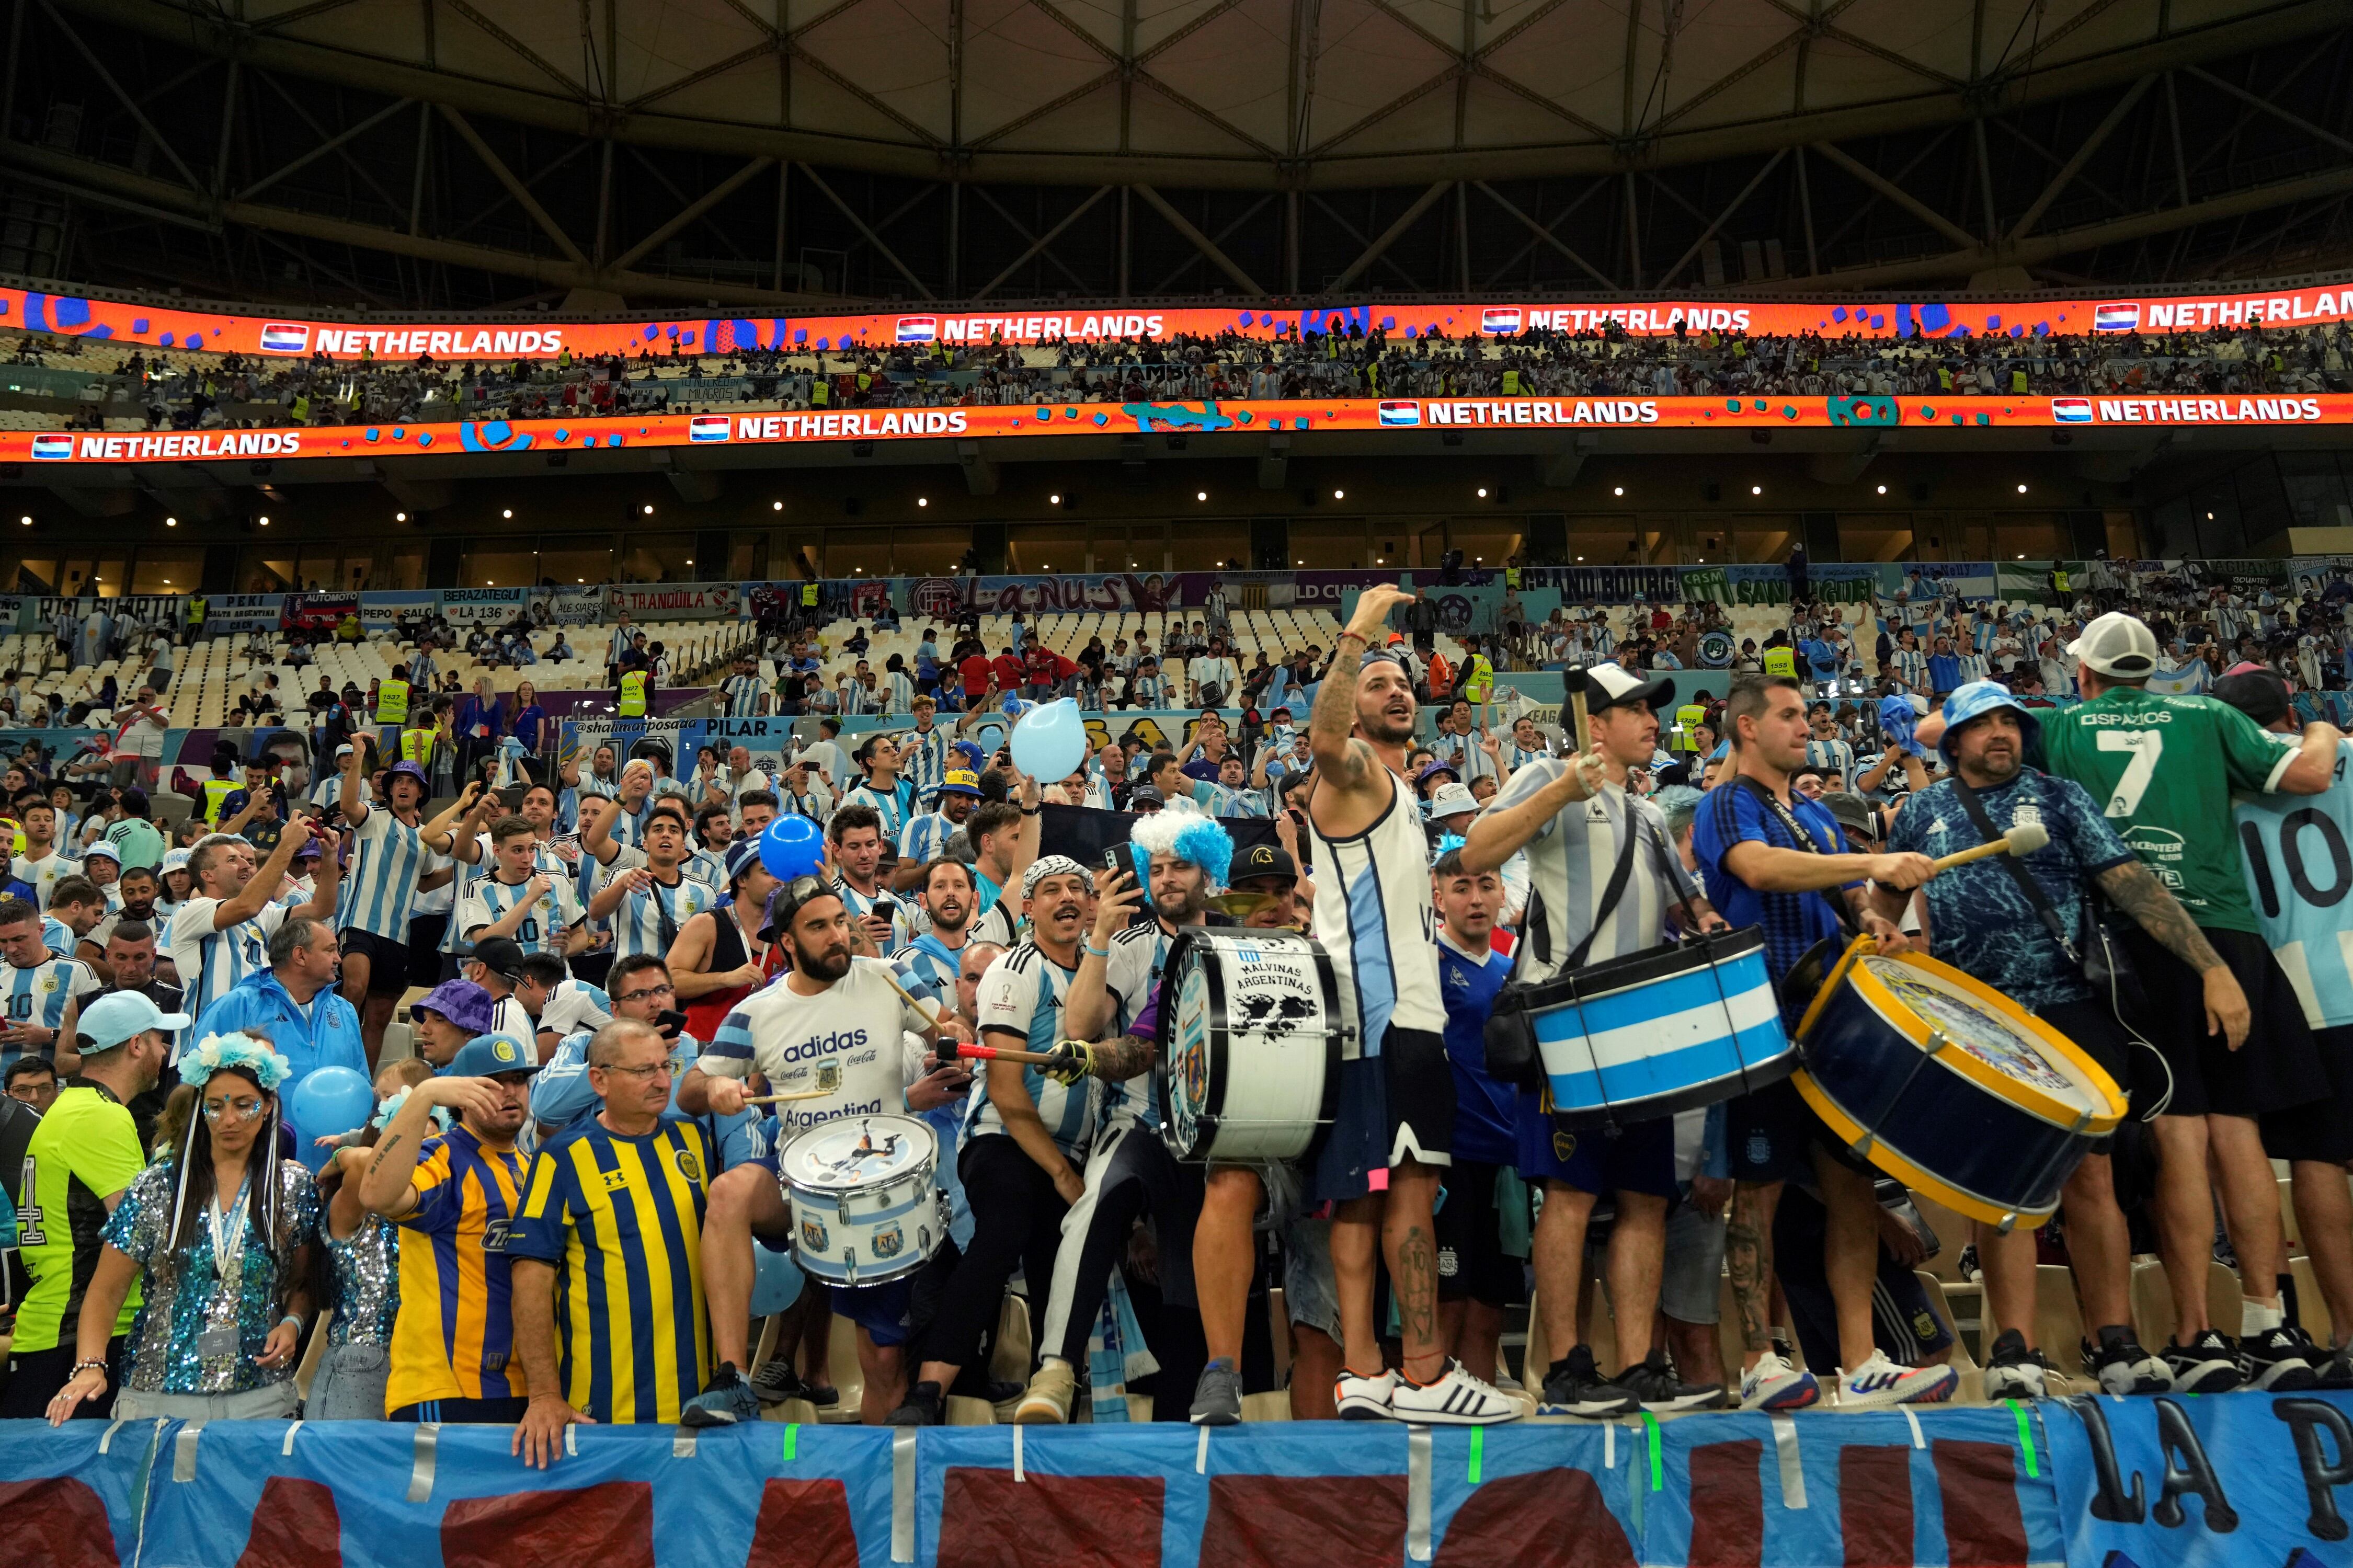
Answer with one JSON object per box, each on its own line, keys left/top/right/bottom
{"left": 2039, "top": 685, "right": 2300, "bottom": 936}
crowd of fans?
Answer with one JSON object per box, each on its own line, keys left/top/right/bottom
{"left": 7, "top": 312, "right": 2348, "bottom": 430}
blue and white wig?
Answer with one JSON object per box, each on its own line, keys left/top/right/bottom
{"left": 1129, "top": 798, "right": 1234, "bottom": 897}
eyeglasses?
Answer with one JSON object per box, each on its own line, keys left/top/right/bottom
{"left": 614, "top": 983, "right": 676, "bottom": 1004}
{"left": 598, "top": 1060, "right": 677, "bottom": 1081}
{"left": 201, "top": 1097, "right": 266, "bottom": 1123}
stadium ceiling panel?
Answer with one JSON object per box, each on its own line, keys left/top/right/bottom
{"left": 3, "top": 0, "right": 2352, "bottom": 305}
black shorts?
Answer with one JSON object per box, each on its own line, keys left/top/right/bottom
{"left": 2120, "top": 926, "right": 2325, "bottom": 1119}
{"left": 2034, "top": 996, "right": 2134, "bottom": 1155}
{"left": 339, "top": 926, "right": 410, "bottom": 995}
{"left": 2264, "top": 1024, "right": 2353, "bottom": 1165}
{"left": 1724, "top": 1077, "right": 1867, "bottom": 1184}
{"left": 1310, "top": 1025, "right": 1453, "bottom": 1205}
{"left": 1434, "top": 1160, "right": 1525, "bottom": 1309}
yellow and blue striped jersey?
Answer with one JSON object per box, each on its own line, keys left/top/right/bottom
{"left": 508, "top": 1117, "right": 714, "bottom": 1424}
{"left": 385, "top": 1125, "right": 532, "bottom": 1412}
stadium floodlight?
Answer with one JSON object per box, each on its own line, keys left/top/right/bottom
{"left": 918, "top": 497, "right": 928, "bottom": 507}
{"left": 1333, "top": 489, "right": 1344, "bottom": 500}
{"left": 1750, "top": 486, "right": 1761, "bottom": 496}
{"left": 165, "top": 517, "right": 177, "bottom": 526}
{"left": 502, "top": 508, "right": 514, "bottom": 519}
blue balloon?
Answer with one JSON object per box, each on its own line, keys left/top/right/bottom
{"left": 1000, "top": 693, "right": 1035, "bottom": 719}
{"left": 759, "top": 813, "right": 826, "bottom": 880}
{"left": 288, "top": 1066, "right": 374, "bottom": 1173}
{"left": 752, "top": 1239, "right": 805, "bottom": 1316}
{"left": 1010, "top": 697, "right": 1088, "bottom": 782}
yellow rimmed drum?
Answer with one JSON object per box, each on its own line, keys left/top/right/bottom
{"left": 1792, "top": 937, "right": 2128, "bottom": 1229}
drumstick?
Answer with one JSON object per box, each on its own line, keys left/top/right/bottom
{"left": 1927, "top": 821, "right": 2050, "bottom": 872}
{"left": 743, "top": 1088, "right": 838, "bottom": 1105}
{"left": 951, "top": 1039, "right": 1066, "bottom": 1068}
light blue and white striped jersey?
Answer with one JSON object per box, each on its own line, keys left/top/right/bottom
{"left": 1099, "top": 922, "right": 1169, "bottom": 1130}
{"left": 456, "top": 873, "right": 586, "bottom": 959}
{"left": 686, "top": 848, "right": 727, "bottom": 891}
{"left": 844, "top": 779, "right": 916, "bottom": 846}
{"left": 40, "top": 916, "right": 71, "bottom": 957}
{"left": 1306, "top": 769, "right": 1446, "bottom": 1055}
{"left": 167, "top": 898, "right": 289, "bottom": 1021}
{"left": 1892, "top": 647, "right": 1928, "bottom": 690}
{"left": 898, "top": 810, "right": 960, "bottom": 869}
{"left": 338, "top": 804, "right": 429, "bottom": 940}
{"left": 966, "top": 942, "right": 1093, "bottom": 1155}
{"left": 604, "top": 846, "right": 717, "bottom": 961}
{"left": 1510, "top": 741, "right": 1552, "bottom": 772}
{"left": 833, "top": 878, "right": 910, "bottom": 952}
{"left": 2237, "top": 738, "right": 2353, "bottom": 1030}
{"left": 0, "top": 953, "right": 98, "bottom": 1041}
{"left": 577, "top": 771, "right": 620, "bottom": 803}
{"left": 900, "top": 726, "right": 950, "bottom": 802}
{"left": 1488, "top": 769, "right": 1696, "bottom": 987}
{"left": 890, "top": 934, "right": 963, "bottom": 1004}
{"left": 721, "top": 674, "right": 766, "bottom": 716}
{"left": 441, "top": 834, "right": 572, "bottom": 956}
{"left": 1803, "top": 737, "right": 1857, "bottom": 781}
{"left": 10, "top": 852, "right": 81, "bottom": 912}
{"left": 1131, "top": 674, "right": 1169, "bottom": 708}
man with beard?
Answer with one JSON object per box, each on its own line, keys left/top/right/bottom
{"left": 890, "top": 859, "right": 979, "bottom": 1001}
{"left": 1464, "top": 664, "right": 1727, "bottom": 1415}
{"left": 337, "top": 751, "right": 436, "bottom": 1065}
{"left": 361, "top": 1033, "right": 542, "bottom": 1422}
{"left": 893, "top": 770, "right": 983, "bottom": 888}
{"left": 164, "top": 820, "right": 339, "bottom": 1022}
{"left": 845, "top": 734, "right": 917, "bottom": 848}
{"left": 85, "top": 864, "right": 163, "bottom": 958}
{"left": 1877, "top": 682, "right": 2216, "bottom": 1398}
{"left": 668, "top": 839, "right": 784, "bottom": 1044}
{"left": 1012, "top": 804, "right": 1229, "bottom": 1423}
{"left": 1265, "top": 586, "right": 1517, "bottom": 1424}
{"left": 887, "top": 858, "right": 1096, "bottom": 1426}
{"left": 679, "top": 877, "right": 946, "bottom": 1427}
{"left": 828, "top": 806, "right": 905, "bottom": 954}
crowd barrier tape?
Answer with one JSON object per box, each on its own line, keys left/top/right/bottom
{"left": 28, "top": 1392, "right": 2345, "bottom": 1567}
{"left": 15, "top": 277, "right": 2353, "bottom": 357}
{"left": 7, "top": 393, "right": 2353, "bottom": 473}
{"left": 4, "top": 558, "right": 2348, "bottom": 643}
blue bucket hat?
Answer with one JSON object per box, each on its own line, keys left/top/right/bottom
{"left": 1938, "top": 680, "right": 2041, "bottom": 764}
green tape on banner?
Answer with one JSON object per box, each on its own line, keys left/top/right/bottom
{"left": 1644, "top": 1413, "right": 1662, "bottom": 1491}
{"left": 2007, "top": 1400, "right": 2038, "bottom": 1478}
{"left": 783, "top": 1425, "right": 798, "bottom": 1462}
{"left": 1467, "top": 1427, "right": 1482, "bottom": 1484}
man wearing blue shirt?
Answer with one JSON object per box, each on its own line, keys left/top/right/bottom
{"left": 1430, "top": 850, "right": 1522, "bottom": 1390}
{"left": 190, "top": 914, "right": 367, "bottom": 1085}
{"left": 1694, "top": 673, "right": 1944, "bottom": 1411}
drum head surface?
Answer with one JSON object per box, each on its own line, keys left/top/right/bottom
{"left": 1859, "top": 957, "right": 2103, "bottom": 1114}
{"left": 783, "top": 1114, "right": 936, "bottom": 1188}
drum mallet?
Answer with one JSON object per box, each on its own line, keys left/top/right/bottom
{"left": 1565, "top": 666, "right": 1591, "bottom": 757}
{"left": 949, "top": 1039, "right": 1067, "bottom": 1068}
{"left": 1925, "top": 821, "right": 2050, "bottom": 873}
{"left": 743, "top": 1087, "right": 840, "bottom": 1105}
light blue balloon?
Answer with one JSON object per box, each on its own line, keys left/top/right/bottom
{"left": 288, "top": 1066, "right": 374, "bottom": 1172}
{"left": 1010, "top": 697, "right": 1088, "bottom": 782}
{"left": 752, "top": 1239, "right": 805, "bottom": 1316}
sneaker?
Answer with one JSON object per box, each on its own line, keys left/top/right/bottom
{"left": 679, "top": 1362, "right": 762, "bottom": 1428}
{"left": 1538, "top": 1344, "right": 1639, "bottom": 1417}
{"left": 2242, "top": 1326, "right": 2320, "bottom": 1391}
{"left": 749, "top": 1360, "right": 809, "bottom": 1405}
{"left": 1015, "top": 1358, "right": 1077, "bottom": 1424}
{"left": 1955, "top": 1243, "right": 1981, "bottom": 1280}
{"left": 2312, "top": 1341, "right": 2353, "bottom": 1390}
{"left": 2082, "top": 1334, "right": 2172, "bottom": 1395}
{"left": 885, "top": 1379, "right": 945, "bottom": 1426}
{"left": 1334, "top": 1366, "right": 1398, "bottom": 1421}
{"left": 1190, "top": 1358, "right": 1243, "bottom": 1427}
{"left": 1739, "top": 1349, "right": 1821, "bottom": 1412}
{"left": 804, "top": 1378, "right": 840, "bottom": 1406}
{"left": 2162, "top": 1331, "right": 2245, "bottom": 1393}
{"left": 1837, "top": 1349, "right": 1960, "bottom": 1410}
{"left": 1618, "top": 1349, "right": 1726, "bottom": 1412}
{"left": 1390, "top": 1359, "right": 1521, "bottom": 1425}
{"left": 1979, "top": 1330, "right": 2050, "bottom": 1401}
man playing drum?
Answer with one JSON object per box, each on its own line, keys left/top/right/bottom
{"left": 1694, "top": 673, "right": 1949, "bottom": 1410}
{"left": 677, "top": 876, "right": 948, "bottom": 1427}
{"left": 1461, "top": 662, "right": 1730, "bottom": 1415}
{"left": 1297, "top": 583, "right": 1517, "bottom": 1424}
{"left": 1873, "top": 681, "right": 2184, "bottom": 1398}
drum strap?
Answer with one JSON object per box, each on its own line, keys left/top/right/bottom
{"left": 1536, "top": 795, "right": 1642, "bottom": 970}
{"left": 1947, "top": 778, "right": 2078, "bottom": 964}
{"left": 1733, "top": 777, "right": 1857, "bottom": 936}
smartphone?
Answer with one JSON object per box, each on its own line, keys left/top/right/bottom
{"left": 654, "top": 1008, "right": 687, "bottom": 1041}
{"left": 1103, "top": 847, "right": 1127, "bottom": 876}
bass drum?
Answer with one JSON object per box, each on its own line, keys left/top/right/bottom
{"left": 1156, "top": 927, "right": 1345, "bottom": 1163}
{"left": 1794, "top": 937, "right": 2129, "bottom": 1229}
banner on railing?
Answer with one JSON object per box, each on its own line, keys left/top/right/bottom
{"left": 439, "top": 587, "right": 528, "bottom": 625}
{"left": 607, "top": 581, "right": 741, "bottom": 621}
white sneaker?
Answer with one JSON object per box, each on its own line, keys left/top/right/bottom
{"left": 1334, "top": 1367, "right": 1398, "bottom": 1420}
{"left": 1738, "top": 1350, "right": 1821, "bottom": 1411}
{"left": 1838, "top": 1350, "right": 1960, "bottom": 1410}
{"left": 1389, "top": 1359, "right": 1522, "bottom": 1425}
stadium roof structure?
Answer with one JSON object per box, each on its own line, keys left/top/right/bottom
{"left": 4, "top": 0, "right": 2352, "bottom": 305}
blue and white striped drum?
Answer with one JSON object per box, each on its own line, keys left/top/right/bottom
{"left": 1527, "top": 925, "right": 1796, "bottom": 1129}
{"left": 779, "top": 1113, "right": 947, "bottom": 1287}
{"left": 1794, "top": 937, "right": 2128, "bottom": 1229}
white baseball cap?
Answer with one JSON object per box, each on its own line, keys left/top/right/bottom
{"left": 1428, "top": 781, "right": 1480, "bottom": 819}
{"left": 2066, "top": 612, "right": 2162, "bottom": 679}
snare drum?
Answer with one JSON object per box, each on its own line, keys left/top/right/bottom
{"left": 777, "top": 1113, "right": 946, "bottom": 1286}
{"left": 1157, "top": 927, "right": 1344, "bottom": 1162}
{"left": 1522, "top": 925, "right": 1796, "bottom": 1129}
{"left": 1794, "top": 938, "right": 2128, "bottom": 1229}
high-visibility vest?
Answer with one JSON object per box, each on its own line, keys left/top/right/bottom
{"left": 811, "top": 379, "right": 831, "bottom": 407}
{"left": 1504, "top": 568, "right": 1521, "bottom": 590}
{"left": 202, "top": 777, "right": 239, "bottom": 825}
{"left": 1501, "top": 369, "right": 1522, "bottom": 395}
{"left": 1763, "top": 646, "right": 1798, "bottom": 679}
{"left": 187, "top": 597, "right": 207, "bottom": 629}
{"left": 1675, "top": 703, "right": 1708, "bottom": 753}
{"left": 800, "top": 583, "right": 819, "bottom": 608}
{"left": 1460, "top": 655, "right": 1493, "bottom": 704}
{"left": 618, "top": 670, "right": 649, "bottom": 718}
{"left": 399, "top": 727, "right": 437, "bottom": 767}
{"left": 375, "top": 677, "right": 410, "bottom": 726}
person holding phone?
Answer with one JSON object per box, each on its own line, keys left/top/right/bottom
{"left": 826, "top": 805, "right": 904, "bottom": 954}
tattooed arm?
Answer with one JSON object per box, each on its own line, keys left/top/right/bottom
{"left": 2096, "top": 858, "right": 2251, "bottom": 1048}
{"left": 357, "top": 1075, "right": 505, "bottom": 1217}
